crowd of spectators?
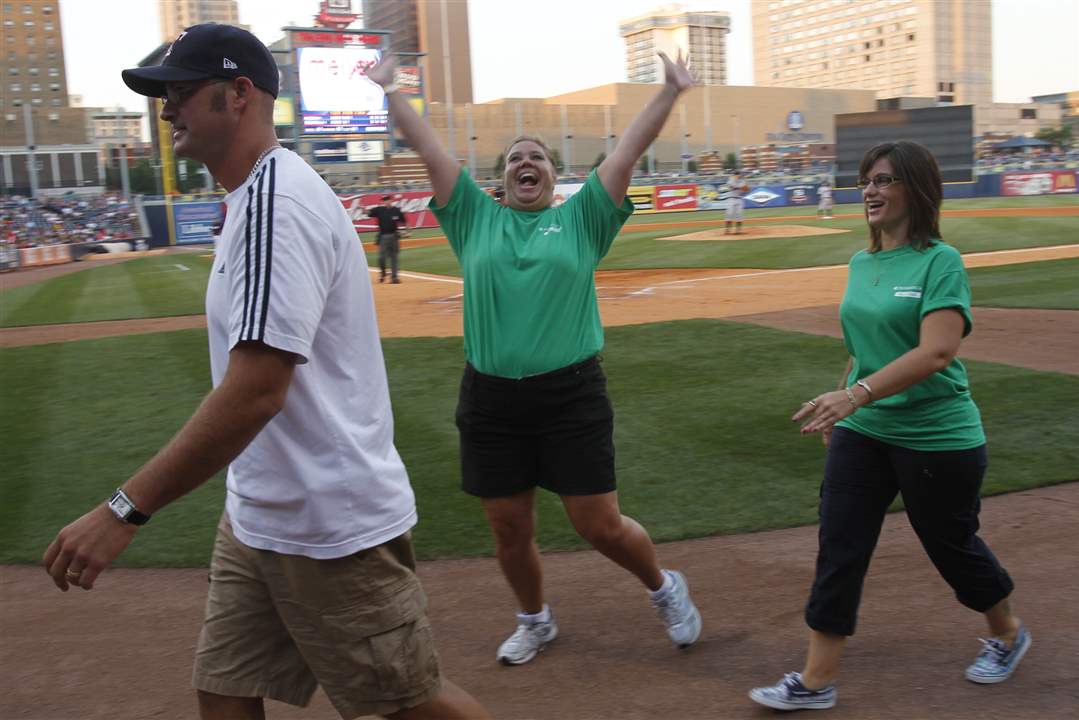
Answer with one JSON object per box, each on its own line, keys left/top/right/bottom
{"left": 1, "top": 194, "right": 141, "bottom": 248}
{"left": 975, "top": 149, "right": 1079, "bottom": 173}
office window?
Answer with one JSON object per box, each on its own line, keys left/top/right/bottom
{"left": 6, "top": 66, "right": 15, "bottom": 75}
{"left": 29, "top": 82, "right": 39, "bottom": 91}
{"left": 1021, "top": 108, "right": 1036, "bottom": 119}
{"left": 48, "top": 111, "right": 59, "bottom": 121}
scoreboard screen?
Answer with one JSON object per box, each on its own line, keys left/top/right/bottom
{"left": 835, "top": 105, "right": 974, "bottom": 186}
{"left": 296, "top": 46, "right": 388, "bottom": 135}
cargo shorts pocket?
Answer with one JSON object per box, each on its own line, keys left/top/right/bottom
{"left": 278, "top": 581, "right": 440, "bottom": 700}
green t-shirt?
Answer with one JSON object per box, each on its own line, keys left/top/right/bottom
{"left": 835, "top": 241, "right": 986, "bottom": 450}
{"left": 432, "top": 169, "right": 633, "bottom": 378}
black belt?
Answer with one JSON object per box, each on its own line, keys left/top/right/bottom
{"left": 467, "top": 355, "right": 599, "bottom": 382}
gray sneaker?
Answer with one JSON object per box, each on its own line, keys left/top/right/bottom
{"left": 965, "top": 625, "right": 1032, "bottom": 684}
{"left": 749, "top": 672, "right": 837, "bottom": 711}
{"left": 652, "top": 569, "right": 702, "bottom": 648}
{"left": 496, "top": 610, "right": 558, "bottom": 665}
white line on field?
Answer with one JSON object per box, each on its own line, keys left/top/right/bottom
{"left": 630, "top": 244, "right": 1079, "bottom": 295}
{"left": 368, "top": 268, "right": 463, "bottom": 285}
{"left": 174, "top": 263, "right": 189, "bottom": 271}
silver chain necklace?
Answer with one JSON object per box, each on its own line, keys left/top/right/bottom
{"left": 246, "top": 145, "right": 281, "bottom": 184}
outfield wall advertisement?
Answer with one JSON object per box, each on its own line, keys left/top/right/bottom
{"left": 1001, "top": 170, "right": 1077, "bottom": 196}
{"left": 340, "top": 190, "right": 438, "bottom": 232}
{"left": 173, "top": 202, "right": 225, "bottom": 245}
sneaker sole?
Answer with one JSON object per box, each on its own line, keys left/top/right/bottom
{"left": 965, "top": 633, "right": 1032, "bottom": 684}
{"left": 497, "top": 626, "right": 558, "bottom": 666}
{"left": 676, "top": 606, "right": 702, "bottom": 649}
{"left": 748, "top": 689, "right": 837, "bottom": 711}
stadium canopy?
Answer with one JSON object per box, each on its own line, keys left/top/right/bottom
{"left": 993, "top": 136, "right": 1053, "bottom": 149}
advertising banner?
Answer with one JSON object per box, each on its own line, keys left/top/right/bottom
{"left": 313, "top": 141, "right": 350, "bottom": 163}
{"left": 1000, "top": 170, "right": 1077, "bottom": 196}
{"left": 553, "top": 182, "right": 584, "bottom": 207}
{"left": 19, "top": 243, "right": 72, "bottom": 267}
{"left": 654, "top": 184, "right": 698, "bottom": 212}
{"left": 296, "top": 46, "right": 388, "bottom": 135}
{"left": 743, "top": 185, "right": 787, "bottom": 208}
{"left": 395, "top": 65, "right": 426, "bottom": 117}
{"left": 1, "top": 244, "right": 21, "bottom": 270}
{"left": 785, "top": 184, "right": 818, "bottom": 206}
{"left": 696, "top": 183, "right": 725, "bottom": 210}
{"left": 173, "top": 201, "right": 225, "bottom": 245}
{"left": 627, "top": 186, "right": 656, "bottom": 213}
{"left": 340, "top": 190, "right": 440, "bottom": 232}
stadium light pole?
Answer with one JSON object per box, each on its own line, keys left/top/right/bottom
{"left": 604, "top": 105, "right": 613, "bottom": 158}
{"left": 23, "top": 105, "right": 40, "bottom": 198}
{"left": 680, "top": 102, "right": 690, "bottom": 174}
{"left": 466, "top": 103, "right": 476, "bottom": 173}
{"left": 560, "top": 104, "right": 569, "bottom": 176}
{"left": 439, "top": 0, "right": 456, "bottom": 162}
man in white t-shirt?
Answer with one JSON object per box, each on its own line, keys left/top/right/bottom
{"left": 43, "top": 24, "right": 489, "bottom": 720}
{"left": 817, "top": 178, "right": 834, "bottom": 219}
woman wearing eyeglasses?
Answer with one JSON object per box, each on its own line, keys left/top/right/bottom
{"left": 748, "top": 141, "right": 1030, "bottom": 712}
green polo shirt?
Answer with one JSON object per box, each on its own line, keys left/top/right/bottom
{"left": 432, "top": 169, "right": 633, "bottom": 378}
{"left": 835, "top": 241, "right": 986, "bottom": 451}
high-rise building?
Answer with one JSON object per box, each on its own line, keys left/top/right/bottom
{"left": 159, "top": 0, "right": 241, "bottom": 41}
{"left": 619, "top": 5, "right": 731, "bottom": 85}
{"left": 362, "top": 0, "right": 473, "bottom": 104}
{"left": 752, "top": 1, "right": 992, "bottom": 123}
{"left": 1, "top": 0, "right": 89, "bottom": 146}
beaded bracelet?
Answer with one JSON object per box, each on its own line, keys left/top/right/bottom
{"left": 844, "top": 387, "right": 857, "bottom": 407}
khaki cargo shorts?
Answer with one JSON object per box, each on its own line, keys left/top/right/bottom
{"left": 192, "top": 515, "right": 442, "bottom": 719}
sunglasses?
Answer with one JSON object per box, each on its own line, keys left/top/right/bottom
{"left": 161, "top": 79, "right": 230, "bottom": 107}
{"left": 857, "top": 173, "right": 903, "bottom": 189}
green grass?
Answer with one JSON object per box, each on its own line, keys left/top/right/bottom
{"left": 0, "top": 253, "right": 213, "bottom": 327}
{"left": 3, "top": 320, "right": 1076, "bottom": 566}
{"left": 390, "top": 200, "right": 1079, "bottom": 276}
{"left": 970, "top": 258, "right": 1079, "bottom": 310}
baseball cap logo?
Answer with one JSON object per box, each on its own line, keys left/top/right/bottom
{"left": 223, "top": 57, "right": 238, "bottom": 69}
{"left": 164, "top": 30, "right": 188, "bottom": 57}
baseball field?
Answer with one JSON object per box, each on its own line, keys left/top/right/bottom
{"left": 2, "top": 195, "right": 1077, "bottom": 719}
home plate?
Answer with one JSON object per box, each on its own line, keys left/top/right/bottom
{"left": 660, "top": 225, "right": 850, "bottom": 241}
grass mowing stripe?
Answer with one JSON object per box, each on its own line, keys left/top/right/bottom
{"left": 2, "top": 320, "right": 1076, "bottom": 566}
{"left": 970, "top": 257, "right": 1079, "bottom": 310}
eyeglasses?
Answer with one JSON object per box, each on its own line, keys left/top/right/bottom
{"left": 857, "top": 173, "right": 903, "bottom": 190}
{"left": 161, "top": 79, "right": 229, "bottom": 107}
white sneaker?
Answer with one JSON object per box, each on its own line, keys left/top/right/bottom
{"left": 496, "top": 609, "right": 558, "bottom": 665}
{"left": 652, "top": 569, "right": 702, "bottom": 648}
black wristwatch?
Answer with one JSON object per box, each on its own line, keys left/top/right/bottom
{"left": 108, "top": 488, "right": 151, "bottom": 526}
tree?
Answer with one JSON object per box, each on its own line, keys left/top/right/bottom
{"left": 638, "top": 154, "right": 650, "bottom": 175}
{"left": 128, "top": 159, "right": 158, "bottom": 195}
{"left": 687, "top": 159, "right": 698, "bottom": 173}
{"left": 723, "top": 152, "right": 738, "bottom": 171}
{"left": 591, "top": 152, "right": 607, "bottom": 170}
{"left": 1036, "top": 125, "right": 1073, "bottom": 148}
{"left": 493, "top": 153, "right": 505, "bottom": 175}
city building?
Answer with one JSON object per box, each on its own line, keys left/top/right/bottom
{"left": 362, "top": 0, "right": 473, "bottom": 104}
{"left": 750, "top": 0, "right": 1016, "bottom": 136}
{"left": 2, "top": 0, "right": 100, "bottom": 193}
{"left": 620, "top": 4, "right": 730, "bottom": 85}
{"left": 159, "top": 0, "right": 240, "bottom": 42}
{"left": 1032, "top": 90, "right": 1079, "bottom": 130}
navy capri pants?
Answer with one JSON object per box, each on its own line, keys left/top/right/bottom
{"left": 805, "top": 427, "right": 1014, "bottom": 637}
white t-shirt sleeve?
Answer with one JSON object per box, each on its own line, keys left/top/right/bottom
{"left": 223, "top": 191, "right": 334, "bottom": 363}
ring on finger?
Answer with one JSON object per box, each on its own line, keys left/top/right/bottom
{"left": 65, "top": 570, "right": 82, "bottom": 581}
{"left": 806, "top": 399, "right": 818, "bottom": 407}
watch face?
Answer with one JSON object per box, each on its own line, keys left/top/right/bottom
{"left": 111, "top": 493, "right": 134, "bottom": 518}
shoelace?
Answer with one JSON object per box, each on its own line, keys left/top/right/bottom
{"left": 654, "top": 588, "right": 684, "bottom": 624}
{"left": 974, "top": 637, "right": 1007, "bottom": 665}
{"left": 505, "top": 624, "right": 543, "bottom": 651}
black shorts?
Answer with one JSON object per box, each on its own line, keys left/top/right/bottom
{"left": 455, "top": 356, "right": 616, "bottom": 498}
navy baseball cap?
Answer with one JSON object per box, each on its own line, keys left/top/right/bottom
{"left": 122, "top": 23, "right": 279, "bottom": 99}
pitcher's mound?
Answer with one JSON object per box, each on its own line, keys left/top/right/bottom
{"left": 662, "top": 224, "right": 850, "bottom": 241}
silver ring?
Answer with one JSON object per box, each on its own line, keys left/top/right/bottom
{"left": 806, "top": 400, "right": 818, "bottom": 408}
{"left": 65, "top": 570, "right": 82, "bottom": 581}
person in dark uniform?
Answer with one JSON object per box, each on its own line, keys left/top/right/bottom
{"left": 367, "top": 195, "right": 407, "bottom": 283}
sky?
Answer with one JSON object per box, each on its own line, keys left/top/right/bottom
{"left": 58, "top": 0, "right": 1079, "bottom": 114}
